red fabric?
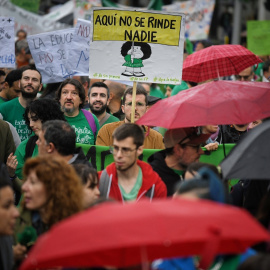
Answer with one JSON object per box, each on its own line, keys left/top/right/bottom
{"left": 137, "top": 81, "right": 270, "bottom": 129}
{"left": 182, "top": 45, "right": 262, "bottom": 83}
{"left": 98, "top": 160, "right": 167, "bottom": 202}
{"left": 20, "top": 199, "right": 270, "bottom": 270}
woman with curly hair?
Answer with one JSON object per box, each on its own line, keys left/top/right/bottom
{"left": 6, "top": 99, "right": 66, "bottom": 193}
{"left": 15, "top": 156, "right": 83, "bottom": 244}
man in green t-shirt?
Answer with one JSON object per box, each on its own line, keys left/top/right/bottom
{"left": 0, "top": 66, "right": 42, "bottom": 141}
{"left": 0, "top": 69, "right": 22, "bottom": 105}
{"left": 88, "top": 82, "right": 119, "bottom": 128}
{"left": 56, "top": 78, "right": 100, "bottom": 145}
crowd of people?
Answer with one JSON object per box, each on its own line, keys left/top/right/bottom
{"left": 0, "top": 29, "right": 270, "bottom": 270}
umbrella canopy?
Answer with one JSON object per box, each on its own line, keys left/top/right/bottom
{"left": 221, "top": 120, "right": 270, "bottom": 179}
{"left": 20, "top": 199, "right": 269, "bottom": 270}
{"left": 136, "top": 80, "right": 270, "bottom": 129}
{"left": 182, "top": 45, "right": 262, "bottom": 83}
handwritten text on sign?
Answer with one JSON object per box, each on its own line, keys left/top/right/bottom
{"left": 93, "top": 10, "right": 182, "bottom": 46}
{"left": 0, "top": 17, "right": 15, "bottom": 68}
{"left": 67, "top": 19, "right": 91, "bottom": 76}
{"left": 27, "top": 28, "right": 75, "bottom": 83}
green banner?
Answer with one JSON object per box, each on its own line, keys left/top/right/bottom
{"left": 78, "top": 144, "right": 235, "bottom": 171}
{"left": 247, "top": 20, "right": 270, "bottom": 55}
{"left": 11, "top": 0, "right": 40, "bottom": 14}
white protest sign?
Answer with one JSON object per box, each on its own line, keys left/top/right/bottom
{"left": 89, "top": 8, "right": 185, "bottom": 85}
{"left": 162, "top": 0, "right": 215, "bottom": 41}
{"left": 68, "top": 19, "right": 91, "bottom": 76}
{"left": 0, "top": 1, "right": 73, "bottom": 36}
{"left": 0, "top": 17, "right": 15, "bottom": 68}
{"left": 27, "top": 28, "right": 75, "bottom": 83}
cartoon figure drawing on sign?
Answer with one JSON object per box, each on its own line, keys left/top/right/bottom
{"left": 121, "top": 41, "right": 152, "bottom": 77}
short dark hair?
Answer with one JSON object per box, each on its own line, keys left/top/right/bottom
{"left": 112, "top": 123, "right": 144, "bottom": 148}
{"left": 24, "top": 99, "right": 66, "bottom": 130}
{"left": 78, "top": 76, "right": 90, "bottom": 86}
{"left": 73, "top": 164, "right": 98, "bottom": 187}
{"left": 16, "top": 29, "right": 27, "bottom": 38}
{"left": 42, "top": 120, "right": 76, "bottom": 156}
{"left": 21, "top": 65, "right": 42, "bottom": 83}
{"left": 5, "top": 69, "right": 22, "bottom": 87}
{"left": 122, "top": 85, "right": 148, "bottom": 105}
{"left": 0, "top": 70, "right": 5, "bottom": 77}
{"left": 55, "top": 78, "right": 85, "bottom": 109}
{"left": 88, "top": 82, "right": 110, "bottom": 98}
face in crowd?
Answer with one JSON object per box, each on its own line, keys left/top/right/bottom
{"left": 59, "top": 84, "right": 82, "bottom": 116}
{"left": 89, "top": 86, "right": 110, "bottom": 116}
{"left": 0, "top": 186, "right": 19, "bottom": 236}
{"left": 122, "top": 94, "right": 148, "bottom": 122}
{"left": 19, "top": 69, "right": 42, "bottom": 99}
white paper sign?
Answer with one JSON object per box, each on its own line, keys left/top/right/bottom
{"left": 0, "top": 17, "right": 15, "bottom": 68}
{"left": 162, "top": 0, "right": 215, "bottom": 41}
{"left": 68, "top": 19, "right": 91, "bottom": 76}
{"left": 89, "top": 8, "right": 185, "bottom": 85}
{"left": 27, "top": 28, "right": 76, "bottom": 83}
{"left": 0, "top": 1, "right": 73, "bottom": 36}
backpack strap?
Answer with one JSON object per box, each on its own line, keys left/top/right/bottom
{"left": 99, "top": 113, "right": 111, "bottom": 127}
{"left": 99, "top": 170, "right": 112, "bottom": 199}
{"left": 82, "top": 109, "right": 97, "bottom": 135}
{"left": 25, "top": 135, "right": 38, "bottom": 160}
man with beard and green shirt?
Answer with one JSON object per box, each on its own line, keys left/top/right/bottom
{"left": 0, "top": 66, "right": 42, "bottom": 141}
{"left": 56, "top": 78, "right": 99, "bottom": 145}
{"left": 88, "top": 82, "right": 119, "bottom": 128}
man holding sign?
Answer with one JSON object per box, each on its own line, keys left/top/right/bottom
{"left": 96, "top": 85, "right": 164, "bottom": 149}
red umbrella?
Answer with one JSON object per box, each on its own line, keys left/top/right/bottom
{"left": 182, "top": 45, "right": 262, "bottom": 83}
{"left": 20, "top": 199, "right": 269, "bottom": 270}
{"left": 137, "top": 80, "right": 270, "bottom": 129}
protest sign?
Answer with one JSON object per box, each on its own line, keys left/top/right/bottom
{"left": 28, "top": 28, "right": 76, "bottom": 83}
{"left": 0, "top": 0, "right": 73, "bottom": 36}
{"left": 89, "top": 8, "right": 185, "bottom": 85}
{"left": 78, "top": 144, "right": 235, "bottom": 172}
{"left": 67, "top": 19, "right": 91, "bottom": 76}
{"left": 247, "top": 20, "right": 270, "bottom": 56}
{"left": 0, "top": 17, "right": 15, "bottom": 68}
{"left": 73, "top": 0, "right": 101, "bottom": 23}
{"left": 162, "top": 0, "right": 215, "bottom": 41}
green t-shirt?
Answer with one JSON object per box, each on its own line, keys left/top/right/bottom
{"left": 65, "top": 110, "right": 100, "bottom": 145}
{"left": 15, "top": 137, "right": 39, "bottom": 179}
{"left": 119, "top": 167, "right": 142, "bottom": 201}
{"left": 149, "top": 87, "right": 164, "bottom": 99}
{"left": 0, "top": 97, "right": 7, "bottom": 105}
{"left": 0, "top": 98, "right": 31, "bottom": 141}
{"left": 102, "top": 114, "right": 119, "bottom": 127}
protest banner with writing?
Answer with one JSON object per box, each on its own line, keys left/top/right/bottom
{"left": 0, "top": 0, "right": 73, "bottom": 36}
{"left": 89, "top": 8, "right": 185, "bottom": 85}
{"left": 162, "top": 0, "right": 215, "bottom": 41}
{"left": 0, "top": 17, "right": 15, "bottom": 68}
{"left": 247, "top": 20, "right": 270, "bottom": 56}
{"left": 28, "top": 28, "right": 76, "bottom": 83}
{"left": 68, "top": 19, "right": 91, "bottom": 76}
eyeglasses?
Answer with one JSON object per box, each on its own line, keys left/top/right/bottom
{"left": 125, "top": 102, "right": 146, "bottom": 107}
{"left": 183, "top": 144, "right": 201, "bottom": 152}
{"left": 235, "top": 74, "right": 252, "bottom": 81}
{"left": 110, "top": 145, "right": 137, "bottom": 156}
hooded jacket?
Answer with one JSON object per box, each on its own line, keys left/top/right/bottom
{"left": 148, "top": 150, "right": 183, "bottom": 197}
{"left": 98, "top": 160, "right": 167, "bottom": 202}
